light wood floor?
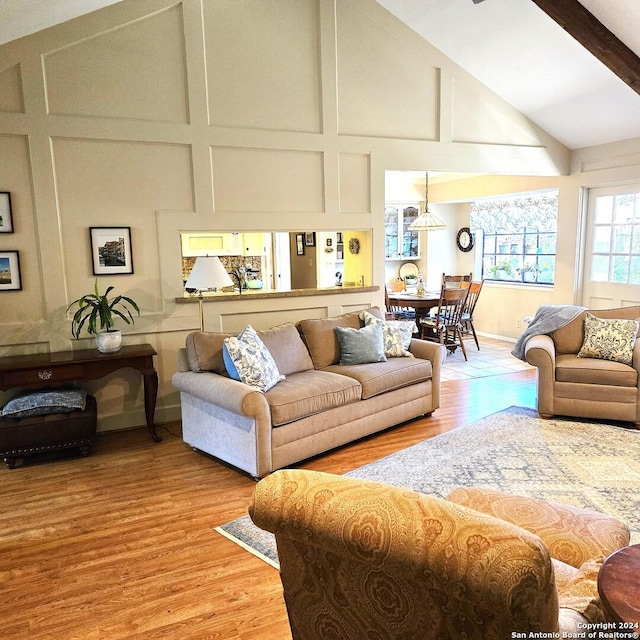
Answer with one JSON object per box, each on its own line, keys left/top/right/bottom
{"left": 0, "top": 369, "right": 537, "bottom": 640}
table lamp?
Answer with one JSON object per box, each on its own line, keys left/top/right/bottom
{"left": 185, "top": 255, "right": 234, "bottom": 331}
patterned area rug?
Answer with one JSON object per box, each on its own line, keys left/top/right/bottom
{"left": 216, "top": 406, "right": 640, "bottom": 568}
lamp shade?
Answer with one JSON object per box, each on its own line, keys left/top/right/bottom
{"left": 408, "top": 170, "right": 446, "bottom": 231}
{"left": 185, "top": 256, "right": 233, "bottom": 291}
{"left": 408, "top": 211, "right": 447, "bottom": 231}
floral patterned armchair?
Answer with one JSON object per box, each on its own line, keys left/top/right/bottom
{"left": 249, "top": 470, "right": 629, "bottom": 640}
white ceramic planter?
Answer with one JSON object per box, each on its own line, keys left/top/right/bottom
{"left": 95, "top": 329, "right": 122, "bottom": 353}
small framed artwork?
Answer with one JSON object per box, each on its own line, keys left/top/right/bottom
{"left": 296, "top": 233, "right": 305, "bottom": 256}
{"left": 90, "top": 226, "right": 134, "bottom": 275}
{"left": 305, "top": 232, "right": 315, "bottom": 247}
{"left": 0, "top": 251, "right": 21, "bottom": 291}
{"left": 0, "top": 192, "right": 13, "bottom": 233}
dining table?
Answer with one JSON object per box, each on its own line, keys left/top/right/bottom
{"left": 387, "top": 290, "right": 441, "bottom": 332}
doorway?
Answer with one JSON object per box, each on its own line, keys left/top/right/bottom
{"left": 582, "top": 184, "right": 640, "bottom": 308}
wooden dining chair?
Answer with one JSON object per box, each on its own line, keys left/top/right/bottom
{"left": 384, "top": 286, "right": 416, "bottom": 321}
{"left": 442, "top": 272, "right": 473, "bottom": 288}
{"left": 419, "top": 285, "right": 469, "bottom": 360}
{"left": 461, "top": 280, "right": 484, "bottom": 350}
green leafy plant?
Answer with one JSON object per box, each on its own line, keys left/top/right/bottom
{"left": 68, "top": 279, "right": 140, "bottom": 339}
{"left": 489, "top": 260, "right": 517, "bottom": 279}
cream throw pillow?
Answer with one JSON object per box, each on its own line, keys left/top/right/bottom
{"left": 577, "top": 312, "right": 640, "bottom": 366}
{"left": 359, "top": 310, "right": 415, "bottom": 358}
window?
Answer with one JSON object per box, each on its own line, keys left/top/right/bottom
{"left": 470, "top": 192, "right": 558, "bottom": 284}
{"left": 590, "top": 192, "right": 640, "bottom": 284}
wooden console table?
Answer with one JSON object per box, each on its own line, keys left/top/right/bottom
{"left": 0, "top": 344, "right": 161, "bottom": 442}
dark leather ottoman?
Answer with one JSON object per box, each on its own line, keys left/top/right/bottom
{"left": 0, "top": 395, "right": 97, "bottom": 468}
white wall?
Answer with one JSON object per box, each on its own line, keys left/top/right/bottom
{"left": 0, "top": 0, "right": 579, "bottom": 430}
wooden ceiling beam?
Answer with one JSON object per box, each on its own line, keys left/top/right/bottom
{"left": 530, "top": 0, "right": 640, "bottom": 95}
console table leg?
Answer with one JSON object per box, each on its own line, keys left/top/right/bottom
{"left": 143, "top": 369, "right": 161, "bottom": 442}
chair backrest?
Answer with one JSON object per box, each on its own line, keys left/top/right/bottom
{"left": 433, "top": 285, "right": 469, "bottom": 330}
{"left": 385, "top": 285, "right": 407, "bottom": 316}
{"left": 249, "top": 469, "right": 559, "bottom": 640}
{"left": 463, "top": 280, "right": 484, "bottom": 317}
{"left": 442, "top": 272, "right": 472, "bottom": 288}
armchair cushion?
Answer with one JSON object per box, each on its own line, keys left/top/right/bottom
{"left": 555, "top": 354, "right": 638, "bottom": 387}
{"left": 576, "top": 313, "right": 640, "bottom": 365}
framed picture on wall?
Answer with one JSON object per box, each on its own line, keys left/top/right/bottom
{"left": 90, "top": 226, "right": 134, "bottom": 275}
{"left": 0, "top": 192, "right": 13, "bottom": 233}
{"left": 296, "top": 233, "right": 305, "bottom": 256}
{"left": 305, "top": 232, "right": 315, "bottom": 246}
{"left": 0, "top": 251, "right": 22, "bottom": 291}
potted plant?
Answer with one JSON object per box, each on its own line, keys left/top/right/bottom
{"left": 490, "top": 260, "right": 516, "bottom": 280}
{"left": 68, "top": 279, "right": 140, "bottom": 352}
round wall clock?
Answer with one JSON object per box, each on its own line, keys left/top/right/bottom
{"left": 456, "top": 227, "right": 474, "bottom": 252}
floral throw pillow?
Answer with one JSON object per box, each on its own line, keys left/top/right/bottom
{"left": 223, "top": 325, "right": 283, "bottom": 391}
{"left": 360, "top": 310, "right": 416, "bottom": 358}
{"left": 576, "top": 313, "right": 640, "bottom": 366}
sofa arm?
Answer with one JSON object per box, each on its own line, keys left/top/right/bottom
{"left": 409, "top": 337, "right": 446, "bottom": 363}
{"left": 524, "top": 333, "right": 556, "bottom": 369}
{"left": 409, "top": 339, "right": 446, "bottom": 408}
{"left": 447, "top": 487, "right": 630, "bottom": 568}
{"left": 171, "top": 370, "right": 269, "bottom": 419}
{"left": 524, "top": 334, "right": 556, "bottom": 416}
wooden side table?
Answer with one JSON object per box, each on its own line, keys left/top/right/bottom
{"left": 0, "top": 344, "right": 161, "bottom": 442}
{"left": 597, "top": 544, "right": 640, "bottom": 624}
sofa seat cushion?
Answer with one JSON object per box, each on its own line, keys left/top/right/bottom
{"left": 555, "top": 354, "right": 638, "bottom": 387}
{"left": 265, "top": 370, "right": 362, "bottom": 427}
{"left": 323, "top": 357, "right": 432, "bottom": 400}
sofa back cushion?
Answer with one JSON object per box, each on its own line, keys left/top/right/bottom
{"left": 186, "top": 322, "right": 313, "bottom": 376}
{"left": 553, "top": 306, "right": 640, "bottom": 354}
{"left": 258, "top": 322, "right": 314, "bottom": 376}
{"left": 186, "top": 331, "right": 233, "bottom": 374}
{"left": 298, "top": 307, "right": 385, "bottom": 369}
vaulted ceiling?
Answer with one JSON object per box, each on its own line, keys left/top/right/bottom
{"left": 377, "top": 0, "right": 640, "bottom": 149}
{"left": 2, "top": 0, "right": 640, "bottom": 150}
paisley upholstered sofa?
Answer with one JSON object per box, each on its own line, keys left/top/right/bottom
{"left": 172, "top": 308, "right": 445, "bottom": 478}
{"left": 250, "top": 469, "right": 630, "bottom": 639}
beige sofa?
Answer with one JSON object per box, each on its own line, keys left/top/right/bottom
{"left": 172, "top": 308, "right": 445, "bottom": 478}
{"left": 525, "top": 305, "right": 640, "bottom": 425}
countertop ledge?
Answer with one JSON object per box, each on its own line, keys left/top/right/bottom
{"left": 175, "top": 285, "right": 379, "bottom": 303}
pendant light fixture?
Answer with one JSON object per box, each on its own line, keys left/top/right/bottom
{"left": 408, "top": 172, "right": 446, "bottom": 231}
